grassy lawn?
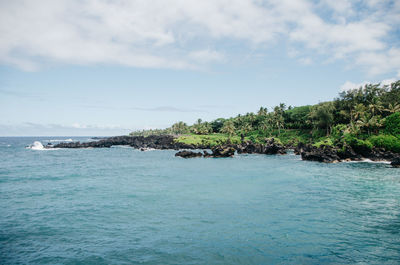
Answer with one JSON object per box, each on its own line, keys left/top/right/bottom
{"left": 175, "top": 133, "right": 242, "bottom": 147}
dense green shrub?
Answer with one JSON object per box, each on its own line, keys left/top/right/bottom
{"left": 385, "top": 112, "right": 400, "bottom": 135}
{"left": 369, "top": 134, "right": 400, "bottom": 153}
{"left": 313, "top": 138, "right": 334, "bottom": 148}
{"left": 343, "top": 133, "right": 372, "bottom": 155}
{"left": 331, "top": 124, "right": 347, "bottom": 139}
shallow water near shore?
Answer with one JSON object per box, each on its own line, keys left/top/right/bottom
{"left": 1, "top": 137, "right": 400, "bottom": 264}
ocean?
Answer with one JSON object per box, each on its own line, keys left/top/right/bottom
{"left": 1, "top": 137, "right": 400, "bottom": 264}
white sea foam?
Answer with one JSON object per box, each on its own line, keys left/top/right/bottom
{"left": 344, "top": 159, "right": 391, "bottom": 164}
{"left": 140, "top": 148, "right": 156, "bottom": 151}
{"left": 27, "top": 141, "right": 59, "bottom": 150}
{"left": 29, "top": 141, "right": 45, "bottom": 150}
{"left": 112, "top": 145, "right": 133, "bottom": 149}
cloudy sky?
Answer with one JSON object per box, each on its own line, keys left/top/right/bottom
{"left": 1, "top": 0, "right": 399, "bottom": 136}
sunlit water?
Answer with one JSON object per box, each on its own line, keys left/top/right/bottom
{"left": 1, "top": 137, "right": 400, "bottom": 264}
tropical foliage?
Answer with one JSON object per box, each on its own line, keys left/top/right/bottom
{"left": 131, "top": 80, "right": 400, "bottom": 152}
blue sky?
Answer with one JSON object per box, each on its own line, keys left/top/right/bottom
{"left": 0, "top": 0, "right": 399, "bottom": 136}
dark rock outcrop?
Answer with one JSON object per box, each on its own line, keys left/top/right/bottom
{"left": 53, "top": 135, "right": 195, "bottom": 150}
{"left": 210, "top": 145, "right": 236, "bottom": 157}
{"left": 300, "top": 144, "right": 340, "bottom": 163}
{"left": 368, "top": 148, "right": 399, "bottom": 162}
{"left": 175, "top": 146, "right": 235, "bottom": 158}
{"left": 391, "top": 158, "right": 400, "bottom": 168}
{"left": 175, "top": 150, "right": 203, "bottom": 158}
{"left": 236, "top": 138, "right": 286, "bottom": 155}
{"left": 298, "top": 142, "right": 400, "bottom": 165}
{"left": 337, "top": 144, "right": 362, "bottom": 161}
{"left": 264, "top": 138, "right": 287, "bottom": 155}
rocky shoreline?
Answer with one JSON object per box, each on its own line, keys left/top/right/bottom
{"left": 49, "top": 135, "right": 400, "bottom": 167}
{"left": 295, "top": 142, "right": 400, "bottom": 167}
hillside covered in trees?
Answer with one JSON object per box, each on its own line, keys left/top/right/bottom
{"left": 130, "top": 80, "right": 400, "bottom": 153}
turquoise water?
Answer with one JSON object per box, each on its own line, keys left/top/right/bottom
{"left": 1, "top": 137, "right": 400, "bottom": 264}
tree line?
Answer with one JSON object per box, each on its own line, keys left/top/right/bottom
{"left": 131, "top": 80, "right": 400, "bottom": 150}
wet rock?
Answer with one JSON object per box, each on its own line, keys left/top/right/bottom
{"left": 53, "top": 135, "right": 196, "bottom": 150}
{"left": 294, "top": 142, "right": 306, "bottom": 155}
{"left": 175, "top": 150, "right": 203, "bottom": 158}
{"left": 236, "top": 141, "right": 262, "bottom": 154}
{"left": 236, "top": 138, "right": 286, "bottom": 155}
{"left": 391, "top": 158, "right": 400, "bottom": 168}
{"left": 210, "top": 146, "right": 235, "bottom": 157}
{"left": 369, "top": 148, "right": 399, "bottom": 162}
{"left": 337, "top": 144, "right": 362, "bottom": 161}
{"left": 300, "top": 144, "right": 340, "bottom": 163}
{"left": 264, "top": 138, "right": 286, "bottom": 155}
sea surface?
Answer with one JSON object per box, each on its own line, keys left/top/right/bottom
{"left": 1, "top": 137, "right": 400, "bottom": 264}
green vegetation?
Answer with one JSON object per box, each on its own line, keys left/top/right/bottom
{"left": 130, "top": 80, "right": 400, "bottom": 152}
{"left": 313, "top": 138, "right": 334, "bottom": 148}
{"left": 174, "top": 134, "right": 242, "bottom": 147}
{"left": 385, "top": 112, "right": 400, "bottom": 135}
{"left": 369, "top": 135, "right": 400, "bottom": 153}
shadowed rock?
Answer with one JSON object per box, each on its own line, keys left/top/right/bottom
{"left": 175, "top": 150, "right": 203, "bottom": 158}
{"left": 299, "top": 144, "right": 340, "bottom": 163}
{"left": 210, "top": 145, "right": 235, "bottom": 157}
{"left": 236, "top": 138, "right": 286, "bottom": 155}
{"left": 53, "top": 135, "right": 195, "bottom": 150}
{"left": 391, "top": 158, "right": 400, "bottom": 168}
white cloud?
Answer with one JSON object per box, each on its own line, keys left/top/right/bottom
{"left": 340, "top": 78, "right": 398, "bottom": 91}
{"left": 188, "top": 49, "right": 224, "bottom": 63}
{"left": 0, "top": 0, "right": 399, "bottom": 75}
{"left": 298, "top": 57, "right": 312, "bottom": 65}
{"left": 356, "top": 48, "right": 400, "bottom": 75}
{"left": 381, "top": 78, "right": 397, "bottom": 86}
{"left": 340, "top": 81, "right": 370, "bottom": 92}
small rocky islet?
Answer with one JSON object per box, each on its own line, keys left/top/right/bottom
{"left": 49, "top": 135, "right": 400, "bottom": 167}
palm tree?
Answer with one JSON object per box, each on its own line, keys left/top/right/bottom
{"left": 242, "top": 123, "right": 253, "bottom": 135}
{"left": 221, "top": 120, "right": 236, "bottom": 138}
{"left": 352, "top": 103, "right": 366, "bottom": 121}
{"left": 384, "top": 103, "right": 400, "bottom": 114}
{"left": 368, "top": 101, "right": 382, "bottom": 116}
{"left": 171, "top": 121, "right": 188, "bottom": 135}
{"left": 258, "top": 119, "right": 269, "bottom": 133}
{"left": 257, "top": 107, "right": 268, "bottom": 116}
{"left": 273, "top": 104, "right": 285, "bottom": 136}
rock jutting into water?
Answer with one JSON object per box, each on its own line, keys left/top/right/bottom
{"left": 53, "top": 135, "right": 195, "bottom": 150}
{"left": 207, "top": 145, "right": 236, "bottom": 157}
{"left": 391, "top": 158, "right": 400, "bottom": 168}
{"left": 175, "top": 150, "right": 203, "bottom": 158}
{"left": 299, "top": 144, "right": 341, "bottom": 163}
{"left": 236, "top": 138, "right": 286, "bottom": 155}
{"left": 297, "top": 142, "right": 400, "bottom": 164}
{"left": 176, "top": 146, "right": 236, "bottom": 158}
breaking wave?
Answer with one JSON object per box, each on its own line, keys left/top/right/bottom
{"left": 26, "top": 141, "right": 59, "bottom": 150}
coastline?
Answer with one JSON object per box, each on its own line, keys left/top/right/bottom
{"left": 41, "top": 135, "right": 400, "bottom": 167}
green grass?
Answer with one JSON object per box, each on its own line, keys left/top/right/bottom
{"left": 274, "top": 129, "right": 314, "bottom": 145}
{"left": 175, "top": 129, "right": 315, "bottom": 147}
{"left": 175, "top": 133, "right": 242, "bottom": 147}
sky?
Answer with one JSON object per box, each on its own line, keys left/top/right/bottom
{"left": 0, "top": 0, "right": 400, "bottom": 136}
